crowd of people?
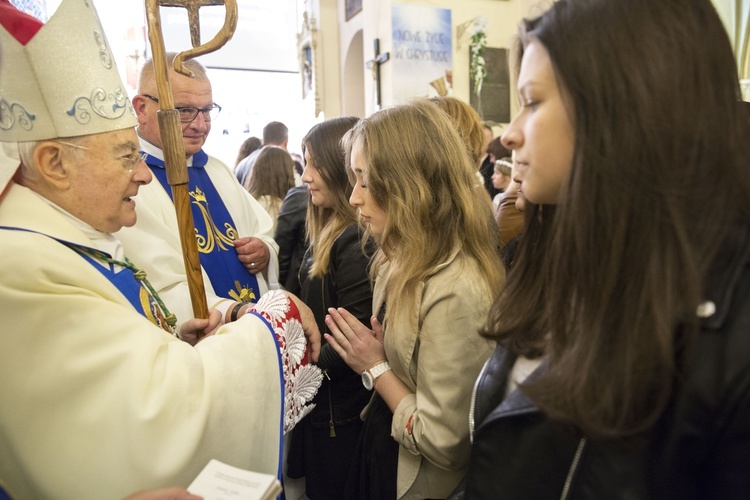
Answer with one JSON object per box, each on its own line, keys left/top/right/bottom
{"left": 2, "top": 0, "right": 750, "bottom": 498}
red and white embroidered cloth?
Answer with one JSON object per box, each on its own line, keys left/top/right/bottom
{"left": 252, "top": 290, "right": 323, "bottom": 433}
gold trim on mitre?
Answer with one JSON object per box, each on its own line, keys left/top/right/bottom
{"left": 0, "top": 0, "right": 137, "bottom": 143}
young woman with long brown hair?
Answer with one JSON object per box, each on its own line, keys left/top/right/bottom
{"left": 285, "top": 116, "right": 374, "bottom": 500}
{"left": 458, "top": 0, "right": 750, "bottom": 497}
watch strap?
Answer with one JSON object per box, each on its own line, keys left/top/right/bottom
{"left": 366, "top": 361, "right": 391, "bottom": 381}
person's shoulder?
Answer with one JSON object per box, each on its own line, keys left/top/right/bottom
{"left": 424, "top": 252, "right": 491, "bottom": 302}
{"left": 278, "top": 187, "right": 308, "bottom": 219}
{"left": 335, "top": 224, "right": 373, "bottom": 251}
{"left": 238, "top": 148, "right": 261, "bottom": 167}
{"left": 282, "top": 185, "right": 309, "bottom": 204}
{"left": 339, "top": 223, "right": 361, "bottom": 239}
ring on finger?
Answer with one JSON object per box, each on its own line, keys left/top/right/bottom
{"left": 251, "top": 262, "right": 256, "bottom": 269}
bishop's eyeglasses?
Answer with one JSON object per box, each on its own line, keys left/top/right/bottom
{"left": 142, "top": 94, "right": 222, "bottom": 123}
{"left": 56, "top": 141, "right": 147, "bottom": 173}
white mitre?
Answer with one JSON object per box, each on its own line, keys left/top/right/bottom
{"left": 0, "top": 0, "right": 137, "bottom": 190}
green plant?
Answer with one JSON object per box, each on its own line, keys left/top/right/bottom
{"left": 470, "top": 27, "right": 487, "bottom": 95}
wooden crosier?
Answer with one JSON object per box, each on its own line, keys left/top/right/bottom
{"left": 143, "top": 0, "right": 238, "bottom": 322}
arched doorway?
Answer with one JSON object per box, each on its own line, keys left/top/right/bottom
{"left": 342, "top": 29, "right": 365, "bottom": 117}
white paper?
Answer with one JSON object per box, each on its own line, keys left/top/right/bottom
{"left": 187, "top": 459, "right": 282, "bottom": 500}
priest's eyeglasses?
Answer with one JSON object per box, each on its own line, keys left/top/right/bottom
{"left": 56, "top": 141, "right": 148, "bottom": 173}
{"left": 142, "top": 94, "right": 222, "bottom": 123}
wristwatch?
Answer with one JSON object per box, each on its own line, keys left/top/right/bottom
{"left": 362, "top": 361, "right": 391, "bottom": 390}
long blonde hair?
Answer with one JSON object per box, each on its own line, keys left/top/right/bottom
{"left": 303, "top": 117, "right": 360, "bottom": 278}
{"left": 428, "top": 96, "right": 485, "bottom": 167}
{"left": 343, "top": 100, "right": 504, "bottom": 323}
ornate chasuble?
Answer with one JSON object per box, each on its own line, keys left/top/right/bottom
{"left": 0, "top": 227, "right": 173, "bottom": 333}
{"left": 145, "top": 150, "right": 260, "bottom": 304}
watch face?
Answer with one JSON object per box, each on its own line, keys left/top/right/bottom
{"left": 362, "top": 371, "right": 374, "bottom": 391}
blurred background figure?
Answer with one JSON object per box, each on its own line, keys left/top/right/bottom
{"left": 274, "top": 183, "right": 309, "bottom": 295}
{"left": 428, "top": 96, "right": 492, "bottom": 207}
{"left": 484, "top": 136, "right": 511, "bottom": 200}
{"left": 234, "top": 135, "right": 261, "bottom": 171}
{"left": 428, "top": 95, "right": 485, "bottom": 170}
{"left": 236, "top": 120, "right": 289, "bottom": 186}
{"left": 478, "top": 123, "right": 495, "bottom": 199}
{"left": 245, "top": 145, "right": 295, "bottom": 233}
{"left": 491, "top": 157, "right": 513, "bottom": 209}
{"left": 290, "top": 151, "right": 304, "bottom": 178}
{"left": 494, "top": 157, "right": 526, "bottom": 268}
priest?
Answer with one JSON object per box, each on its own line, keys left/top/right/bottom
{"left": 117, "top": 53, "right": 280, "bottom": 329}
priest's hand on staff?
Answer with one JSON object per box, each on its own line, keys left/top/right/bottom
{"left": 233, "top": 236, "right": 270, "bottom": 274}
{"left": 178, "top": 309, "right": 222, "bottom": 346}
{"left": 285, "top": 291, "right": 321, "bottom": 363}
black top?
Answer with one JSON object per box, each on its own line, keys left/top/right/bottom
{"left": 286, "top": 224, "right": 377, "bottom": 500}
{"left": 299, "top": 224, "right": 376, "bottom": 376}
{"left": 454, "top": 223, "right": 750, "bottom": 499}
{"left": 274, "top": 185, "right": 308, "bottom": 295}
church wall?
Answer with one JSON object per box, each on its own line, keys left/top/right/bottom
{"left": 334, "top": 0, "right": 545, "bottom": 121}
{"left": 330, "top": 0, "right": 750, "bottom": 120}
{"left": 317, "top": 0, "right": 343, "bottom": 118}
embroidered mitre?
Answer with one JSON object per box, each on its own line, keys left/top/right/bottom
{"left": 0, "top": 0, "right": 136, "bottom": 144}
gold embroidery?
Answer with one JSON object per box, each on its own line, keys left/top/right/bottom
{"left": 140, "top": 287, "right": 173, "bottom": 333}
{"left": 190, "top": 187, "right": 237, "bottom": 253}
{"left": 228, "top": 280, "right": 257, "bottom": 303}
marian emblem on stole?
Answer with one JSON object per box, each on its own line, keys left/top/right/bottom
{"left": 189, "top": 186, "right": 256, "bottom": 302}
{"left": 190, "top": 187, "right": 238, "bottom": 252}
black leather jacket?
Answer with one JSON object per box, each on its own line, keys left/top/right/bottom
{"left": 274, "top": 185, "right": 308, "bottom": 295}
{"left": 454, "top": 223, "right": 750, "bottom": 499}
{"left": 299, "top": 224, "right": 376, "bottom": 427}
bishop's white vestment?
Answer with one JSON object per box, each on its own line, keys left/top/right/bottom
{"left": 0, "top": 182, "right": 320, "bottom": 499}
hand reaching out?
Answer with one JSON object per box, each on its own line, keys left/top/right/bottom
{"left": 285, "top": 291, "right": 321, "bottom": 363}
{"left": 178, "top": 309, "right": 222, "bottom": 346}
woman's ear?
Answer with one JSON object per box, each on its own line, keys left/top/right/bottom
{"left": 34, "top": 141, "right": 71, "bottom": 189}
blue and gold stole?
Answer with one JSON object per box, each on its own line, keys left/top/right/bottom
{"left": 146, "top": 150, "right": 259, "bottom": 303}
{"left": 74, "top": 248, "right": 175, "bottom": 334}
{"left": 0, "top": 227, "right": 174, "bottom": 333}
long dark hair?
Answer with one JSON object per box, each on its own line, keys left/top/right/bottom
{"left": 235, "top": 136, "right": 261, "bottom": 167}
{"left": 483, "top": 0, "right": 750, "bottom": 438}
{"left": 482, "top": 203, "right": 554, "bottom": 359}
{"left": 302, "top": 116, "right": 360, "bottom": 277}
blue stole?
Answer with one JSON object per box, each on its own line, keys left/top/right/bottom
{"left": 145, "top": 150, "right": 260, "bottom": 303}
{"left": 0, "top": 227, "right": 172, "bottom": 333}
{"left": 75, "top": 250, "right": 174, "bottom": 333}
